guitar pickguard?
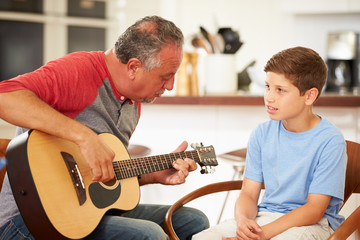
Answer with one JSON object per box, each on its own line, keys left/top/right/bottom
{"left": 89, "top": 182, "right": 121, "bottom": 209}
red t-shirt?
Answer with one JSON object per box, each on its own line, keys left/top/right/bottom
{"left": 0, "top": 51, "right": 140, "bottom": 145}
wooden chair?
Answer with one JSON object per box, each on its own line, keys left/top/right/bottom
{"left": 164, "top": 140, "right": 360, "bottom": 240}
{"left": 0, "top": 138, "right": 11, "bottom": 192}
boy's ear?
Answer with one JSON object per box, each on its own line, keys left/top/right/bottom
{"left": 127, "top": 58, "right": 142, "bottom": 79}
{"left": 305, "top": 87, "right": 319, "bottom": 105}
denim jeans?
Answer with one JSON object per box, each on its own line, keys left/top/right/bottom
{"left": 0, "top": 204, "right": 209, "bottom": 240}
{"left": 0, "top": 215, "right": 34, "bottom": 240}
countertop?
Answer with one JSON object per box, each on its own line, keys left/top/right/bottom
{"left": 152, "top": 94, "right": 360, "bottom": 107}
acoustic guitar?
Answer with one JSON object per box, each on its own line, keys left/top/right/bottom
{"left": 6, "top": 130, "right": 217, "bottom": 240}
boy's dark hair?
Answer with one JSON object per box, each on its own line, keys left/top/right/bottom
{"left": 264, "top": 46, "right": 328, "bottom": 99}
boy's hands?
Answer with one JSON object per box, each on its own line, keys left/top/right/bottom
{"left": 222, "top": 217, "right": 264, "bottom": 240}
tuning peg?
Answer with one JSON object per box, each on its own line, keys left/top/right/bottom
{"left": 200, "top": 166, "right": 216, "bottom": 174}
{"left": 191, "top": 142, "right": 206, "bottom": 149}
{"left": 191, "top": 143, "right": 200, "bottom": 149}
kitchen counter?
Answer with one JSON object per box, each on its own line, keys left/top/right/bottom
{"left": 152, "top": 94, "right": 360, "bottom": 107}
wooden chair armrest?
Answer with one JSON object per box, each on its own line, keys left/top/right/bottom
{"left": 164, "top": 180, "right": 243, "bottom": 240}
{"left": 328, "top": 205, "right": 360, "bottom": 240}
{"left": 0, "top": 139, "right": 11, "bottom": 193}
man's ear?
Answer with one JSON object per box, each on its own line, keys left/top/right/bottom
{"left": 127, "top": 58, "right": 142, "bottom": 79}
{"left": 305, "top": 87, "right": 319, "bottom": 105}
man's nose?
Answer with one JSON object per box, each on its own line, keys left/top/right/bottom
{"left": 163, "top": 77, "right": 175, "bottom": 91}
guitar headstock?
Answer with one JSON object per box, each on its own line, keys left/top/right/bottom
{"left": 191, "top": 143, "right": 218, "bottom": 174}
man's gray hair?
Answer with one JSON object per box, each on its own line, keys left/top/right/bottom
{"left": 114, "top": 16, "right": 184, "bottom": 72}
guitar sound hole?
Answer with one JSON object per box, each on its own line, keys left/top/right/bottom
{"left": 89, "top": 181, "right": 121, "bottom": 209}
{"left": 104, "top": 178, "right": 116, "bottom": 187}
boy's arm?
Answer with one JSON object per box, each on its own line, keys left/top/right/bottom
{"left": 260, "top": 193, "right": 331, "bottom": 239}
{"left": 233, "top": 177, "right": 263, "bottom": 239}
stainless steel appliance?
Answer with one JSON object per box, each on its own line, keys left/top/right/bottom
{"left": 325, "top": 32, "right": 360, "bottom": 95}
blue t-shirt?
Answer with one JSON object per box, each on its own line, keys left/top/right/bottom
{"left": 244, "top": 117, "right": 347, "bottom": 230}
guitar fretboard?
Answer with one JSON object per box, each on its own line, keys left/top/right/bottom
{"left": 113, "top": 151, "right": 200, "bottom": 180}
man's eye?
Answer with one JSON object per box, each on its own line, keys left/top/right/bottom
{"left": 162, "top": 75, "right": 172, "bottom": 81}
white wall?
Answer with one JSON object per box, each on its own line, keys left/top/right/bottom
{"left": 120, "top": 0, "right": 360, "bottom": 71}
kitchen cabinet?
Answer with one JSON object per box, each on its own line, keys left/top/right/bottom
{"left": 0, "top": 20, "right": 43, "bottom": 80}
{"left": 279, "top": 0, "right": 360, "bottom": 14}
{"left": 349, "top": 0, "right": 360, "bottom": 12}
{"left": 0, "top": 0, "right": 120, "bottom": 70}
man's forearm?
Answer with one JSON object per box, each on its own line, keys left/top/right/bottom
{"left": 0, "top": 89, "right": 92, "bottom": 144}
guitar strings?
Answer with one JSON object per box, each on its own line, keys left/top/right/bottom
{"left": 113, "top": 150, "right": 200, "bottom": 180}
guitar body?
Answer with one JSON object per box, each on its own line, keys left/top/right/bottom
{"left": 7, "top": 130, "right": 140, "bottom": 239}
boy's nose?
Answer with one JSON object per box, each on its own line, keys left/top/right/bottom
{"left": 264, "top": 90, "right": 275, "bottom": 103}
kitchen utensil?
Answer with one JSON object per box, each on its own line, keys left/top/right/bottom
{"left": 176, "top": 52, "right": 191, "bottom": 96}
{"left": 191, "top": 36, "right": 211, "bottom": 54}
{"left": 189, "top": 52, "right": 199, "bottom": 96}
{"left": 176, "top": 52, "right": 200, "bottom": 96}
{"left": 213, "top": 33, "right": 225, "bottom": 53}
{"left": 200, "top": 26, "right": 216, "bottom": 53}
{"left": 325, "top": 31, "right": 360, "bottom": 94}
{"left": 218, "top": 28, "right": 243, "bottom": 54}
{"left": 237, "top": 60, "right": 256, "bottom": 90}
{"left": 206, "top": 54, "right": 237, "bottom": 94}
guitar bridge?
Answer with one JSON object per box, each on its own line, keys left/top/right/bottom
{"left": 61, "top": 152, "right": 86, "bottom": 206}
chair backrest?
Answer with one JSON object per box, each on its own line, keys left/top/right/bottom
{"left": 343, "top": 140, "right": 360, "bottom": 205}
{"left": 0, "top": 138, "right": 11, "bottom": 192}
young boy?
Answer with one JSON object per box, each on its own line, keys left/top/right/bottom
{"left": 193, "top": 46, "right": 347, "bottom": 240}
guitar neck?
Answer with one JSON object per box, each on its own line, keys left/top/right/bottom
{"left": 113, "top": 151, "right": 199, "bottom": 180}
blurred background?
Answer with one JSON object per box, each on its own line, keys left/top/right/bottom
{"left": 1, "top": 0, "right": 360, "bottom": 88}
{"left": 0, "top": 1, "right": 359, "bottom": 238}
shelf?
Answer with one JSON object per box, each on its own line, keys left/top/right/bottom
{"left": 152, "top": 94, "right": 360, "bottom": 107}
{"left": 279, "top": 0, "right": 360, "bottom": 14}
